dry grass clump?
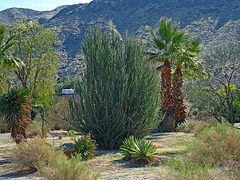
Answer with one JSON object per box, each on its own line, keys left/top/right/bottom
{"left": 10, "top": 136, "right": 97, "bottom": 180}
{"left": 156, "top": 123, "right": 240, "bottom": 180}
{"left": 37, "top": 155, "right": 97, "bottom": 180}
{"left": 11, "top": 137, "right": 62, "bottom": 170}
{"left": 187, "top": 123, "right": 240, "bottom": 167}
{"left": 156, "top": 160, "right": 240, "bottom": 180}
{"left": 175, "top": 117, "right": 218, "bottom": 134}
{"left": 175, "top": 120, "right": 208, "bottom": 134}
{"left": 26, "top": 121, "right": 43, "bottom": 137}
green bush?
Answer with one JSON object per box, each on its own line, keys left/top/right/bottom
{"left": 187, "top": 123, "right": 240, "bottom": 167}
{"left": 73, "top": 134, "right": 97, "bottom": 160}
{"left": 120, "top": 136, "right": 156, "bottom": 164}
{"left": 70, "top": 27, "right": 161, "bottom": 149}
{"left": 66, "top": 130, "right": 78, "bottom": 140}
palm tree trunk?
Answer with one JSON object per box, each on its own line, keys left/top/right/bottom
{"left": 160, "top": 58, "right": 174, "bottom": 132}
{"left": 172, "top": 67, "right": 186, "bottom": 128}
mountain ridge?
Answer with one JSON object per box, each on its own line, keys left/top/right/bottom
{"left": 0, "top": 0, "right": 239, "bottom": 77}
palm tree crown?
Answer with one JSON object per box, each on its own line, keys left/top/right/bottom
{"left": 145, "top": 17, "right": 187, "bottom": 64}
{"left": 0, "top": 24, "right": 19, "bottom": 69}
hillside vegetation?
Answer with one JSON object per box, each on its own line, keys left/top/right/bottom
{"left": 0, "top": 0, "right": 239, "bottom": 76}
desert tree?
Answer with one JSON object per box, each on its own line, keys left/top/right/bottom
{"left": 8, "top": 20, "right": 60, "bottom": 107}
{"left": 188, "top": 44, "right": 240, "bottom": 124}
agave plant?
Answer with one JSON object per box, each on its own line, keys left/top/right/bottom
{"left": 120, "top": 136, "right": 136, "bottom": 160}
{"left": 0, "top": 88, "right": 31, "bottom": 143}
{"left": 120, "top": 136, "right": 157, "bottom": 163}
{"left": 73, "top": 133, "right": 97, "bottom": 160}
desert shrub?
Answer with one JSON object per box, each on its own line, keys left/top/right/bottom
{"left": 73, "top": 134, "right": 97, "bottom": 160}
{"left": 187, "top": 123, "right": 240, "bottom": 167}
{"left": 37, "top": 154, "right": 97, "bottom": 180}
{"left": 175, "top": 119, "right": 211, "bottom": 134}
{"left": 66, "top": 130, "right": 78, "bottom": 140}
{"left": 11, "top": 137, "right": 96, "bottom": 179}
{"left": 120, "top": 136, "right": 157, "bottom": 164}
{"left": 26, "top": 120, "right": 43, "bottom": 137}
{"left": 26, "top": 114, "right": 51, "bottom": 138}
{"left": 11, "top": 137, "right": 65, "bottom": 170}
{"left": 158, "top": 157, "right": 240, "bottom": 180}
{"left": 70, "top": 27, "right": 161, "bottom": 149}
{"left": 47, "top": 99, "right": 72, "bottom": 130}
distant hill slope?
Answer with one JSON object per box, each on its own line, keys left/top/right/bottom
{"left": 0, "top": 0, "right": 239, "bottom": 77}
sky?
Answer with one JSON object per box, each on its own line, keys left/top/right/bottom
{"left": 0, "top": 0, "right": 92, "bottom": 11}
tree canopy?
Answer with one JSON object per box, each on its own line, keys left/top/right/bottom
{"left": 8, "top": 20, "right": 61, "bottom": 107}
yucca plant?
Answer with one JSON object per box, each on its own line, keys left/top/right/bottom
{"left": 0, "top": 88, "right": 31, "bottom": 143}
{"left": 120, "top": 136, "right": 157, "bottom": 164}
{"left": 73, "top": 133, "right": 97, "bottom": 160}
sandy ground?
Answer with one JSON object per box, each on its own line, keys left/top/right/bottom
{"left": 0, "top": 130, "right": 193, "bottom": 180}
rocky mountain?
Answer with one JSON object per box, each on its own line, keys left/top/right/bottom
{"left": 0, "top": 0, "right": 239, "bottom": 77}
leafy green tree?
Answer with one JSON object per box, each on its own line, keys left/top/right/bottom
{"left": 70, "top": 27, "right": 161, "bottom": 149}
{"left": 9, "top": 20, "right": 60, "bottom": 107}
{"left": 0, "top": 88, "right": 31, "bottom": 143}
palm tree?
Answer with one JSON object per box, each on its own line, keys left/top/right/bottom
{"left": 0, "top": 24, "right": 19, "bottom": 68}
{"left": 145, "top": 17, "right": 187, "bottom": 131}
{"left": 0, "top": 88, "right": 31, "bottom": 143}
{"left": 172, "top": 39, "right": 202, "bottom": 127}
{"left": 0, "top": 24, "right": 21, "bottom": 94}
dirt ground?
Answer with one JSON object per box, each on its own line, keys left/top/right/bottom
{"left": 0, "top": 131, "right": 194, "bottom": 180}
